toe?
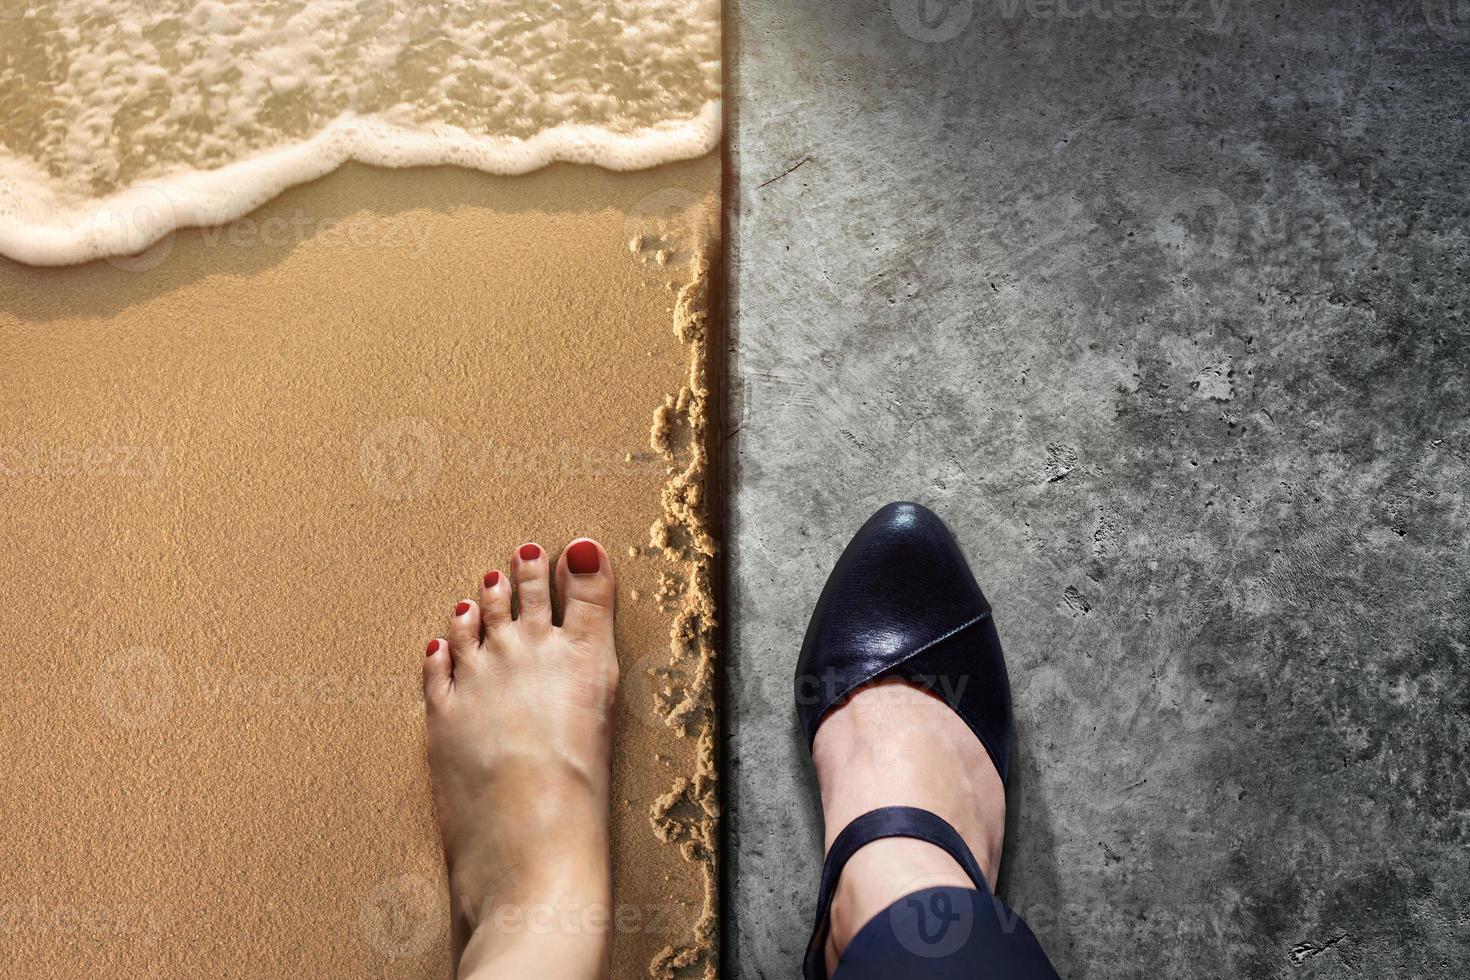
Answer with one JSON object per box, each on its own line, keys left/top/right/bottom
{"left": 480, "top": 568, "right": 512, "bottom": 633}
{"left": 447, "top": 598, "right": 482, "bottom": 669}
{"left": 512, "top": 542, "right": 552, "bottom": 634}
{"left": 555, "top": 538, "right": 615, "bottom": 642}
{"left": 423, "top": 637, "right": 452, "bottom": 702}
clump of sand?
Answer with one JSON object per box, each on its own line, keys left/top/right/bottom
{"left": 645, "top": 252, "right": 721, "bottom": 979}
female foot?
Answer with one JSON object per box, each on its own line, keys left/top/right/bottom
{"left": 422, "top": 538, "right": 619, "bottom": 980}
{"left": 812, "top": 677, "right": 1007, "bottom": 974}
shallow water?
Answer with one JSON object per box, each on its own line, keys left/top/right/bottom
{"left": 0, "top": 0, "right": 720, "bottom": 263}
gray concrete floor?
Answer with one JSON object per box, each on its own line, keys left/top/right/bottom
{"left": 724, "top": 1, "right": 1469, "bottom": 976}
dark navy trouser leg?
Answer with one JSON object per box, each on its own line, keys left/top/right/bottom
{"left": 831, "top": 886, "right": 1061, "bottom": 980}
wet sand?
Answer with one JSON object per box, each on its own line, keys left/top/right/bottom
{"left": 0, "top": 157, "right": 718, "bottom": 979}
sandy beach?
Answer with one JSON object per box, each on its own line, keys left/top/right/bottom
{"left": 0, "top": 156, "right": 719, "bottom": 979}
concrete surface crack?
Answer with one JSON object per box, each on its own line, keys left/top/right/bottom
{"left": 757, "top": 156, "right": 811, "bottom": 189}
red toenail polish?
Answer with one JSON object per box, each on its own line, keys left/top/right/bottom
{"left": 567, "top": 540, "right": 600, "bottom": 575}
{"left": 519, "top": 543, "right": 541, "bottom": 561}
{"left": 454, "top": 601, "right": 471, "bottom": 616}
{"left": 425, "top": 639, "right": 440, "bottom": 656}
{"left": 484, "top": 570, "right": 500, "bottom": 588}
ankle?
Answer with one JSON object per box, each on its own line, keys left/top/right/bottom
{"left": 451, "top": 845, "right": 610, "bottom": 928}
{"left": 824, "top": 838, "right": 975, "bottom": 966}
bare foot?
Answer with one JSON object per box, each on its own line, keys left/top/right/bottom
{"left": 812, "top": 677, "right": 1006, "bottom": 973}
{"left": 423, "top": 538, "right": 619, "bottom": 980}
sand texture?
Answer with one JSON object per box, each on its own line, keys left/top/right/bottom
{"left": 0, "top": 157, "right": 718, "bottom": 979}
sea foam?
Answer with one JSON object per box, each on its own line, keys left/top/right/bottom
{"left": 0, "top": 0, "right": 721, "bottom": 265}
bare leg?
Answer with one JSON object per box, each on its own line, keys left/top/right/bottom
{"left": 812, "top": 678, "right": 1006, "bottom": 974}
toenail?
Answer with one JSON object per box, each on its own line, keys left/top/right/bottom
{"left": 455, "top": 601, "right": 472, "bottom": 616}
{"left": 519, "top": 543, "right": 541, "bottom": 561}
{"left": 484, "top": 570, "right": 500, "bottom": 588}
{"left": 567, "top": 540, "right": 600, "bottom": 575}
{"left": 425, "top": 639, "right": 440, "bottom": 656}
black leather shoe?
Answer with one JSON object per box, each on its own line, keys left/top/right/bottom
{"left": 793, "top": 501, "right": 1013, "bottom": 784}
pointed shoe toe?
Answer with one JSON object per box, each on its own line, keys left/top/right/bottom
{"left": 793, "top": 501, "right": 1014, "bottom": 783}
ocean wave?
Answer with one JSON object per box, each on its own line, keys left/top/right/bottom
{"left": 0, "top": 0, "right": 721, "bottom": 265}
{"left": 0, "top": 104, "right": 719, "bottom": 265}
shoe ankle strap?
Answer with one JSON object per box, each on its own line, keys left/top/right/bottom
{"left": 803, "top": 806, "right": 990, "bottom": 979}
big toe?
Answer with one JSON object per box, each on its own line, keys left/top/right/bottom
{"left": 556, "top": 538, "right": 615, "bottom": 642}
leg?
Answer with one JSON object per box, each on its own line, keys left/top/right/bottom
{"left": 813, "top": 678, "right": 1005, "bottom": 973}
{"left": 796, "top": 503, "right": 1061, "bottom": 978}
{"left": 423, "top": 538, "right": 618, "bottom": 980}
{"left": 814, "top": 679, "right": 1060, "bottom": 979}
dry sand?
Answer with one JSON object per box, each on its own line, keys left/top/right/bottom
{"left": 0, "top": 157, "right": 719, "bottom": 979}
